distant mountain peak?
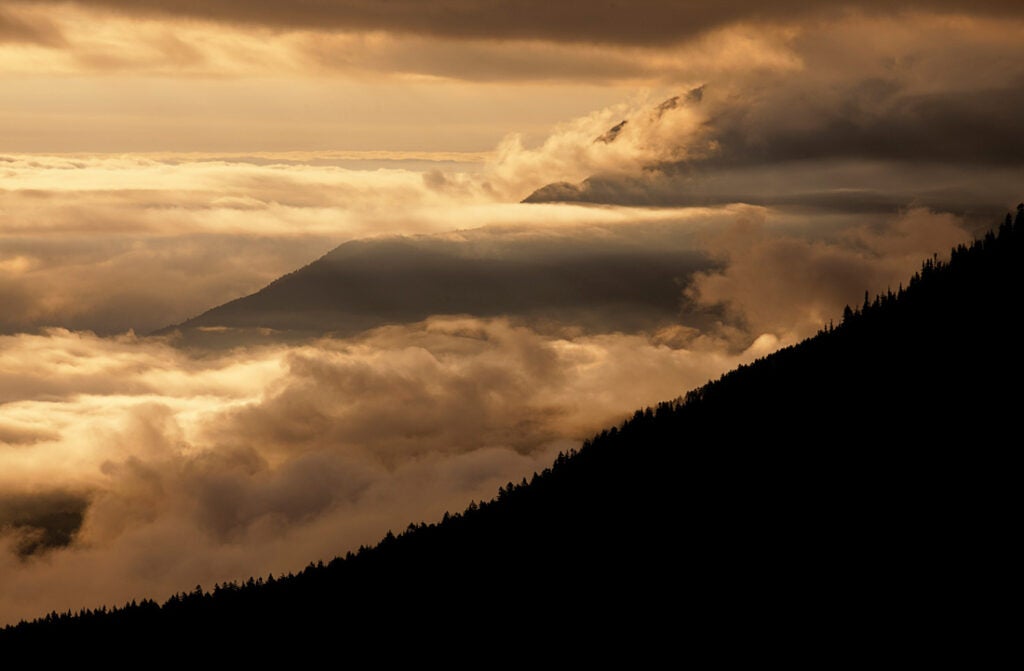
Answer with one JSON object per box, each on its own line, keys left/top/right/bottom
{"left": 595, "top": 119, "right": 628, "bottom": 144}
{"left": 655, "top": 95, "right": 681, "bottom": 115}
{"left": 7, "top": 207, "right": 1021, "bottom": 652}
{"left": 591, "top": 86, "right": 704, "bottom": 145}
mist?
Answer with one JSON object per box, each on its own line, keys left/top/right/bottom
{"left": 2, "top": 0, "right": 1018, "bottom": 629}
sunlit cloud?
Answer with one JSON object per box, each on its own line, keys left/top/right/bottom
{"left": 0, "top": 319, "right": 771, "bottom": 624}
{"left": 686, "top": 207, "right": 972, "bottom": 343}
{"left": 0, "top": 147, "right": 732, "bottom": 335}
{"left": 0, "top": 0, "right": 1019, "bottom": 633}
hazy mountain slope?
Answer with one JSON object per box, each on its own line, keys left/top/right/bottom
{"left": 7, "top": 206, "right": 1021, "bottom": 659}
{"left": 161, "top": 226, "right": 715, "bottom": 340}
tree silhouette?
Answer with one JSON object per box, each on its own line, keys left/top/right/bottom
{"left": 2, "top": 206, "right": 1021, "bottom": 662}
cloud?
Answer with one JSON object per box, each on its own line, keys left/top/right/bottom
{"left": 523, "top": 160, "right": 1024, "bottom": 225}
{"left": 520, "top": 14, "right": 1024, "bottom": 213}
{"left": 296, "top": 26, "right": 799, "bottom": 83}
{"left": 0, "top": 319, "right": 770, "bottom": 625}
{"left": 171, "top": 213, "right": 727, "bottom": 339}
{"left": 0, "top": 152, "right": 740, "bottom": 336}
{"left": 301, "top": 33, "right": 661, "bottom": 83}
{"left": 28, "top": 1, "right": 1024, "bottom": 45}
{"left": 11, "top": 3, "right": 1020, "bottom": 161}
{"left": 0, "top": 8, "right": 63, "bottom": 46}
{"left": 686, "top": 206, "right": 971, "bottom": 343}
{"left": 0, "top": 168, "right": 986, "bottom": 630}
{"left": 9, "top": 2, "right": 1021, "bottom": 87}
{"left": 0, "top": 5, "right": 800, "bottom": 93}
{"left": 0, "top": 1, "right": 1017, "bottom": 629}
{"left": 696, "top": 33, "right": 1024, "bottom": 169}
{"left": 0, "top": 192, "right": 980, "bottom": 626}
{"left": 0, "top": 145, "right": 985, "bottom": 345}
{"left": 0, "top": 154, "right": 469, "bottom": 334}
{"left": 479, "top": 89, "right": 720, "bottom": 200}
{"left": 0, "top": 230, "right": 340, "bottom": 336}
{"left": 198, "top": 202, "right": 972, "bottom": 351}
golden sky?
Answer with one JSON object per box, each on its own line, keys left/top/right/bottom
{"left": 2, "top": 1, "right": 1023, "bottom": 626}
{"left": 0, "top": 1, "right": 1015, "bottom": 152}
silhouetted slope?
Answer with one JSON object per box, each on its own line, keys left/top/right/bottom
{"left": 6, "top": 206, "right": 1022, "bottom": 658}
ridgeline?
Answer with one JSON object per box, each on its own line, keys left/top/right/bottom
{"left": 4, "top": 205, "right": 1021, "bottom": 659}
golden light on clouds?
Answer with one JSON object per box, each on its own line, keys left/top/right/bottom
{"left": 2, "top": 0, "right": 1023, "bottom": 629}
{"left": 0, "top": 319, "right": 782, "bottom": 622}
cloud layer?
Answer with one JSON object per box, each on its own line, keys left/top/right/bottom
{"left": 20, "top": 1, "right": 1024, "bottom": 45}
{"left": 0, "top": 194, "right": 980, "bottom": 626}
{"left": 171, "top": 214, "right": 724, "bottom": 339}
{"left": 521, "top": 15, "right": 1024, "bottom": 218}
{"left": 6, "top": 2, "right": 1023, "bottom": 158}
{"left": 1, "top": 0, "right": 1018, "bottom": 631}
{"left": 0, "top": 320, "right": 778, "bottom": 625}
{"left": 0, "top": 152, "right": 493, "bottom": 334}
{"left": 0, "top": 151, "right": 734, "bottom": 335}
{"left": 686, "top": 207, "right": 971, "bottom": 342}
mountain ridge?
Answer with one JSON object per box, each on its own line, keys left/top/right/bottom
{"left": 156, "top": 224, "right": 717, "bottom": 343}
{"left": 6, "top": 204, "right": 1021, "bottom": 658}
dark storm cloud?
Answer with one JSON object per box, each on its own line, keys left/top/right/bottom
{"left": 523, "top": 59, "right": 1024, "bottom": 213}
{"left": 704, "top": 83, "right": 1024, "bottom": 168}
{"left": 524, "top": 161, "right": 1024, "bottom": 224}
{"left": 30, "top": 1, "right": 1024, "bottom": 44}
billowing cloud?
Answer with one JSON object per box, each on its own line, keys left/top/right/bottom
{"left": 700, "top": 19, "right": 1024, "bottom": 168}
{"left": 0, "top": 151, "right": 721, "bottom": 336}
{"left": 686, "top": 206, "right": 971, "bottom": 343}
{"left": 0, "top": 187, "right": 979, "bottom": 626}
{"left": 0, "top": 0, "right": 1016, "bottom": 633}
{"left": 0, "top": 141, "right": 982, "bottom": 341}
{"left": 0, "top": 320, "right": 773, "bottom": 625}
{"left": 0, "top": 190, "right": 984, "bottom": 631}
{"left": 6, "top": 2, "right": 1021, "bottom": 159}
{"left": 521, "top": 15, "right": 1024, "bottom": 216}
{"left": 0, "top": 153, "right": 479, "bottom": 334}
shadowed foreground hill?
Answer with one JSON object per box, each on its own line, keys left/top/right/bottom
{"left": 4, "top": 207, "right": 1021, "bottom": 659}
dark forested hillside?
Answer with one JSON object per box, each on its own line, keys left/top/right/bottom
{"left": 5, "top": 206, "right": 1021, "bottom": 659}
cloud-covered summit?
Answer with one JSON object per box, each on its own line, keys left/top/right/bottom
{"left": 165, "top": 218, "right": 717, "bottom": 342}
{"left": 522, "top": 18, "right": 1024, "bottom": 217}
{"left": 2, "top": 0, "right": 1019, "bottom": 632}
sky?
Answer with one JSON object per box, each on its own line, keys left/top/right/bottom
{"left": 1, "top": 1, "right": 1023, "bottom": 625}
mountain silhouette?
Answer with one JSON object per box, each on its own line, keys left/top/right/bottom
{"left": 6, "top": 205, "right": 1021, "bottom": 660}
{"left": 158, "top": 225, "right": 716, "bottom": 344}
